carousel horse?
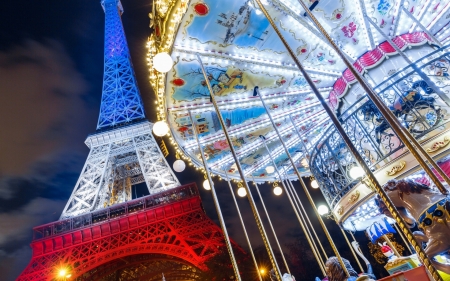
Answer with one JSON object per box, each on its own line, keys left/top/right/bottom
{"left": 360, "top": 80, "right": 441, "bottom": 143}
{"left": 376, "top": 179, "right": 450, "bottom": 273}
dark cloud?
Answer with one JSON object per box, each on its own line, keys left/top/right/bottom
{"left": 0, "top": 40, "right": 94, "bottom": 176}
{"left": 0, "top": 40, "right": 95, "bottom": 280}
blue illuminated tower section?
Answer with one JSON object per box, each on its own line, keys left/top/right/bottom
{"left": 59, "top": 0, "right": 179, "bottom": 219}
{"left": 97, "top": 0, "right": 146, "bottom": 129}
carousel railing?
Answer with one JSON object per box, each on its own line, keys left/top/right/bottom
{"left": 310, "top": 45, "right": 450, "bottom": 208}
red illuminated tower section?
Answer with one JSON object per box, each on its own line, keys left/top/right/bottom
{"left": 18, "top": 0, "right": 228, "bottom": 280}
{"left": 18, "top": 184, "right": 226, "bottom": 280}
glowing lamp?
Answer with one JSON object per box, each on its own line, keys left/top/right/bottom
{"left": 349, "top": 166, "right": 364, "bottom": 179}
{"left": 273, "top": 186, "right": 283, "bottom": 196}
{"left": 311, "top": 179, "right": 319, "bottom": 189}
{"left": 265, "top": 166, "right": 275, "bottom": 174}
{"left": 237, "top": 187, "right": 247, "bottom": 197}
{"left": 260, "top": 268, "right": 266, "bottom": 275}
{"left": 173, "top": 159, "right": 186, "bottom": 172}
{"left": 152, "top": 52, "right": 173, "bottom": 73}
{"left": 318, "top": 205, "right": 329, "bottom": 216}
{"left": 203, "top": 179, "right": 211, "bottom": 190}
{"left": 58, "top": 269, "right": 67, "bottom": 277}
{"left": 152, "top": 121, "right": 169, "bottom": 136}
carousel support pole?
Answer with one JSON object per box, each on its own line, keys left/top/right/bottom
{"left": 284, "top": 179, "right": 327, "bottom": 273}
{"left": 340, "top": 227, "right": 365, "bottom": 273}
{"left": 366, "top": 17, "right": 449, "bottom": 104}
{"left": 296, "top": 0, "right": 450, "bottom": 197}
{"left": 400, "top": 7, "right": 443, "bottom": 47}
{"left": 251, "top": 2, "right": 444, "bottom": 280}
{"left": 284, "top": 179, "right": 328, "bottom": 261}
{"left": 254, "top": 86, "right": 349, "bottom": 278}
{"left": 251, "top": 177, "right": 291, "bottom": 274}
{"left": 195, "top": 54, "right": 282, "bottom": 281}
{"left": 382, "top": 234, "right": 401, "bottom": 257}
{"left": 188, "top": 111, "right": 241, "bottom": 281}
{"left": 393, "top": 223, "right": 414, "bottom": 255}
{"left": 225, "top": 173, "right": 263, "bottom": 281}
{"left": 259, "top": 137, "right": 326, "bottom": 275}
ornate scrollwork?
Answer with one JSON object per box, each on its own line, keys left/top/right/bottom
{"left": 426, "top": 136, "right": 450, "bottom": 153}
{"left": 385, "top": 161, "right": 406, "bottom": 176}
{"left": 337, "top": 206, "right": 344, "bottom": 215}
{"left": 348, "top": 190, "right": 360, "bottom": 204}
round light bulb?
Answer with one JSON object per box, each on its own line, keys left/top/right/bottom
{"left": 273, "top": 186, "right": 283, "bottom": 196}
{"left": 173, "top": 159, "right": 186, "bottom": 172}
{"left": 311, "top": 179, "right": 319, "bottom": 189}
{"left": 317, "top": 205, "right": 329, "bottom": 216}
{"left": 152, "top": 52, "right": 173, "bottom": 73}
{"left": 59, "top": 269, "right": 67, "bottom": 277}
{"left": 203, "top": 179, "right": 211, "bottom": 190}
{"left": 237, "top": 187, "right": 247, "bottom": 197}
{"left": 265, "top": 166, "right": 275, "bottom": 174}
{"left": 349, "top": 166, "right": 364, "bottom": 179}
{"left": 152, "top": 121, "right": 169, "bottom": 136}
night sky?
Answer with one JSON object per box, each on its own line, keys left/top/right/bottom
{"left": 0, "top": 1, "right": 366, "bottom": 280}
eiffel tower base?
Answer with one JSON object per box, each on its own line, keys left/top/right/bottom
{"left": 18, "top": 184, "right": 226, "bottom": 280}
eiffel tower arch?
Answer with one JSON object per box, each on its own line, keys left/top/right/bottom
{"left": 17, "top": 0, "right": 231, "bottom": 279}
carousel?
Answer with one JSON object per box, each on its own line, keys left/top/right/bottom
{"left": 146, "top": 0, "right": 450, "bottom": 280}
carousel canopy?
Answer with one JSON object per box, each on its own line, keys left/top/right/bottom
{"left": 148, "top": 0, "right": 450, "bottom": 182}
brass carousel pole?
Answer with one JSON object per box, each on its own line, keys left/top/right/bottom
{"left": 225, "top": 173, "right": 263, "bottom": 281}
{"left": 365, "top": 17, "right": 450, "bottom": 105}
{"left": 188, "top": 111, "right": 241, "bottom": 281}
{"left": 195, "top": 54, "right": 283, "bottom": 281}
{"left": 254, "top": 87, "right": 349, "bottom": 278}
{"left": 252, "top": 2, "right": 444, "bottom": 280}
{"left": 399, "top": 7, "right": 443, "bottom": 47}
{"left": 294, "top": 0, "right": 450, "bottom": 195}
{"left": 259, "top": 138, "right": 326, "bottom": 275}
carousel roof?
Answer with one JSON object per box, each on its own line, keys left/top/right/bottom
{"left": 148, "top": 0, "right": 450, "bottom": 181}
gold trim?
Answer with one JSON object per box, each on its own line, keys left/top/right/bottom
{"left": 348, "top": 190, "right": 360, "bottom": 204}
{"left": 337, "top": 206, "right": 344, "bottom": 215}
{"left": 385, "top": 161, "right": 406, "bottom": 176}
{"left": 426, "top": 136, "right": 450, "bottom": 153}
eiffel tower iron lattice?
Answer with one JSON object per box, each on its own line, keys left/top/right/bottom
{"left": 17, "top": 0, "right": 229, "bottom": 279}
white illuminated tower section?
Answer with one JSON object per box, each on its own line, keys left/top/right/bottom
{"left": 61, "top": 0, "right": 179, "bottom": 219}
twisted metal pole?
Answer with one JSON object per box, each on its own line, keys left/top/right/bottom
{"left": 195, "top": 54, "right": 282, "bottom": 281}
{"left": 297, "top": 0, "right": 450, "bottom": 196}
{"left": 251, "top": 2, "right": 443, "bottom": 279}
{"left": 225, "top": 173, "right": 263, "bottom": 281}
{"left": 284, "top": 179, "right": 327, "bottom": 273}
{"left": 251, "top": 178, "right": 291, "bottom": 274}
{"left": 260, "top": 136, "right": 326, "bottom": 275}
{"left": 188, "top": 111, "right": 241, "bottom": 280}
{"left": 285, "top": 179, "right": 328, "bottom": 261}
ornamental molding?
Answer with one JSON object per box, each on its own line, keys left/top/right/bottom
{"left": 386, "top": 161, "right": 406, "bottom": 176}
{"left": 426, "top": 136, "right": 450, "bottom": 153}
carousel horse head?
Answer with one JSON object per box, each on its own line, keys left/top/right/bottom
{"left": 378, "top": 179, "right": 450, "bottom": 273}
{"left": 325, "top": 257, "right": 359, "bottom": 281}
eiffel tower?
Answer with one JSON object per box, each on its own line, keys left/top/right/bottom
{"left": 18, "top": 0, "right": 227, "bottom": 279}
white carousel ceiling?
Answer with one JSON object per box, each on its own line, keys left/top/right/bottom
{"left": 160, "top": 0, "right": 450, "bottom": 181}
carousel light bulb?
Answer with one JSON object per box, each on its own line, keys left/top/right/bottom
{"left": 273, "top": 186, "right": 283, "bottom": 196}
{"left": 58, "top": 269, "right": 67, "bottom": 277}
{"left": 173, "top": 159, "right": 186, "bottom": 172}
{"left": 349, "top": 166, "right": 364, "bottom": 179}
{"left": 152, "top": 121, "right": 169, "bottom": 136}
{"left": 317, "top": 205, "right": 329, "bottom": 216}
{"left": 311, "top": 179, "right": 319, "bottom": 189}
{"left": 153, "top": 52, "right": 173, "bottom": 73}
{"left": 237, "top": 187, "right": 247, "bottom": 197}
{"left": 265, "top": 166, "right": 275, "bottom": 174}
{"left": 203, "top": 179, "right": 211, "bottom": 190}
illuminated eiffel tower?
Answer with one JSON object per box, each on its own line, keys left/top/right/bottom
{"left": 18, "top": 1, "right": 226, "bottom": 280}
